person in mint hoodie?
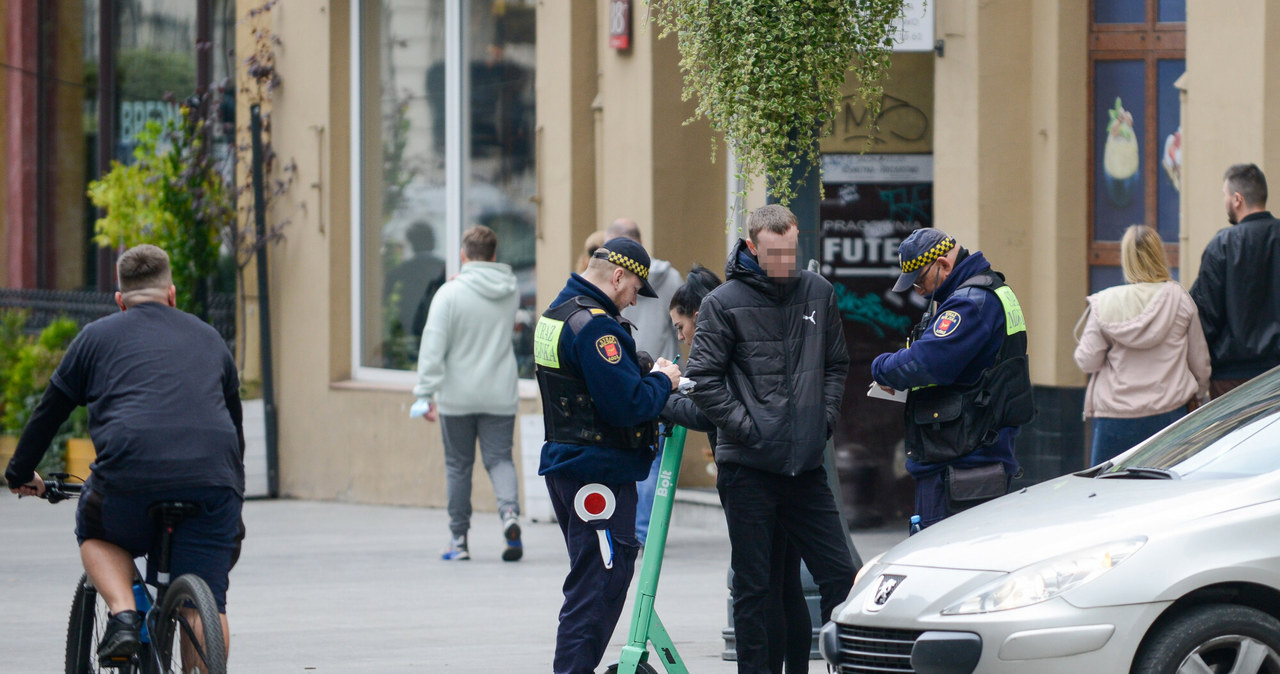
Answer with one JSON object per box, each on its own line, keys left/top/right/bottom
{"left": 413, "top": 225, "right": 523, "bottom": 562}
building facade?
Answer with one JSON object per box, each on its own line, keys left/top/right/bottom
{"left": 6, "top": 0, "right": 1277, "bottom": 515}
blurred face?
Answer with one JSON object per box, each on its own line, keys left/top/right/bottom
{"left": 670, "top": 308, "right": 697, "bottom": 346}
{"left": 748, "top": 225, "right": 799, "bottom": 280}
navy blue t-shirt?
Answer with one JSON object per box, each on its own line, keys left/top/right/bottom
{"left": 51, "top": 302, "right": 245, "bottom": 495}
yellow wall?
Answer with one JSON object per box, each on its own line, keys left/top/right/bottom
{"left": 933, "top": 0, "right": 1088, "bottom": 387}
{"left": 51, "top": 0, "right": 87, "bottom": 290}
{"left": 546, "top": 3, "right": 728, "bottom": 292}
{"left": 1181, "top": 0, "right": 1280, "bottom": 279}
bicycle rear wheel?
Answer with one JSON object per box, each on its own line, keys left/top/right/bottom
{"left": 150, "top": 574, "right": 226, "bottom": 674}
{"left": 65, "top": 573, "right": 140, "bottom": 674}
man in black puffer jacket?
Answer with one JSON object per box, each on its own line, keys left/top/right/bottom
{"left": 686, "top": 204, "right": 854, "bottom": 673}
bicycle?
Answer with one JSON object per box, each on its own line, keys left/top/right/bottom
{"left": 37, "top": 473, "right": 227, "bottom": 674}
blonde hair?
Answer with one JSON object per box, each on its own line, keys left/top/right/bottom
{"left": 1121, "top": 225, "right": 1171, "bottom": 284}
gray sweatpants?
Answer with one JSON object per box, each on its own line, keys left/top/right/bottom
{"left": 440, "top": 413, "right": 519, "bottom": 538}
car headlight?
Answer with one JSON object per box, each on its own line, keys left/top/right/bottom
{"left": 854, "top": 552, "right": 886, "bottom": 587}
{"left": 942, "top": 537, "right": 1146, "bottom": 615}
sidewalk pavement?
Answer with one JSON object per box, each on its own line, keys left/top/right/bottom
{"left": 1, "top": 493, "right": 906, "bottom": 672}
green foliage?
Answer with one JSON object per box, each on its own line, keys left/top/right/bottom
{"left": 88, "top": 103, "right": 234, "bottom": 317}
{"left": 0, "top": 310, "right": 30, "bottom": 426}
{"left": 1, "top": 316, "right": 89, "bottom": 475}
{"left": 649, "top": 0, "right": 908, "bottom": 207}
{"left": 2, "top": 318, "right": 81, "bottom": 434}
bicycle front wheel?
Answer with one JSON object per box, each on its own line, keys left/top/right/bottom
{"left": 65, "top": 572, "right": 138, "bottom": 674}
{"left": 150, "top": 574, "right": 226, "bottom": 674}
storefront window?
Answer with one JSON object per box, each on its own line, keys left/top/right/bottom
{"left": 354, "top": 0, "right": 537, "bottom": 378}
{"left": 115, "top": 1, "right": 199, "bottom": 161}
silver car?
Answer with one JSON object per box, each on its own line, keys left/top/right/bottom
{"left": 821, "top": 371, "right": 1280, "bottom": 674}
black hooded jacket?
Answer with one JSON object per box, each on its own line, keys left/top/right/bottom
{"left": 685, "top": 239, "right": 849, "bottom": 475}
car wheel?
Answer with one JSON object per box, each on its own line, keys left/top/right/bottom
{"left": 1134, "top": 604, "right": 1280, "bottom": 674}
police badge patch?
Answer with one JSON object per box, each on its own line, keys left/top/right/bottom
{"left": 595, "top": 335, "right": 622, "bottom": 364}
{"left": 933, "top": 310, "right": 962, "bottom": 337}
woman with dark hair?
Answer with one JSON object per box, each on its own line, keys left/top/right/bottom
{"left": 667, "top": 264, "right": 721, "bottom": 345}
{"left": 663, "top": 265, "right": 811, "bottom": 674}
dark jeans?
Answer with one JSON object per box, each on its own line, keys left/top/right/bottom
{"left": 1090, "top": 407, "right": 1186, "bottom": 466}
{"left": 545, "top": 474, "right": 639, "bottom": 674}
{"left": 76, "top": 486, "right": 243, "bottom": 612}
{"left": 717, "top": 463, "right": 855, "bottom": 674}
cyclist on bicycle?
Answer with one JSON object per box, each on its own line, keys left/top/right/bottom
{"left": 6, "top": 244, "right": 245, "bottom": 666}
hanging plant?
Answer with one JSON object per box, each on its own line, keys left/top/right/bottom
{"left": 649, "top": 0, "right": 908, "bottom": 207}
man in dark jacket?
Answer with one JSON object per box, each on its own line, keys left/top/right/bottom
{"left": 535, "top": 237, "right": 680, "bottom": 674}
{"left": 872, "top": 228, "right": 1032, "bottom": 528}
{"left": 1190, "top": 163, "right": 1280, "bottom": 398}
{"left": 686, "top": 204, "right": 854, "bottom": 673}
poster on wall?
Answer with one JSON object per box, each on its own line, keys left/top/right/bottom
{"left": 821, "top": 153, "right": 932, "bottom": 525}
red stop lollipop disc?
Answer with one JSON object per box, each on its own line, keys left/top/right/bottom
{"left": 573, "top": 484, "right": 617, "bottom": 569}
{"left": 574, "top": 483, "right": 616, "bottom": 522}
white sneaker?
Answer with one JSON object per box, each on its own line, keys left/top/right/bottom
{"left": 441, "top": 535, "right": 470, "bottom": 561}
{"left": 502, "top": 515, "right": 523, "bottom": 562}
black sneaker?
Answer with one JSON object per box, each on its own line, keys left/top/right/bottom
{"left": 98, "top": 609, "right": 143, "bottom": 667}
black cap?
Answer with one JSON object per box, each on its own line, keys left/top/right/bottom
{"left": 593, "top": 237, "right": 658, "bottom": 297}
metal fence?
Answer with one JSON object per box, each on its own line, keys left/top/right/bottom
{"left": 0, "top": 288, "right": 237, "bottom": 353}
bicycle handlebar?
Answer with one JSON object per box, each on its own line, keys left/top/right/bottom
{"left": 35, "top": 473, "right": 83, "bottom": 504}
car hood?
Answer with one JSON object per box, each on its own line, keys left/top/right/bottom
{"left": 883, "top": 474, "right": 1279, "bottom": 573}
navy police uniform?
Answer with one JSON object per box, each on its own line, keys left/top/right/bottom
{"left": 536, "top": 239, "right": 671, "bottom": 674}
{"left": 872, "top": 229, "right": 1034, "bottom": 528}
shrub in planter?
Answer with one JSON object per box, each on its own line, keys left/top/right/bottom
{"left": 0, "top": 316, "right": 88, "bottom": 475}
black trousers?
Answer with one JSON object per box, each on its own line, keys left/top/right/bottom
{"left": 546, "top": 474, "right": 639, "bottom": 674}
{"left": 718, "top": 463, "right": 855, "bottom": 674}
{"left": 765, "top": 533, "right": 811, "bottom": 674}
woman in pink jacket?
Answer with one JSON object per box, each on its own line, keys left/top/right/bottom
{"left": 1074, "top": 225, "right": 1211, "bottom": 466}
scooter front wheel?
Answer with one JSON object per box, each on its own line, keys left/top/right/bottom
{"left": 604, "top": 662, "right": 659, "bottom": 674}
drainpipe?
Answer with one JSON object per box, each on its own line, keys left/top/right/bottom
{"left": 250, "top": 104, "right": 279, "bottom": 498}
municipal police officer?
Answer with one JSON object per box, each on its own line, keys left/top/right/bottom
{"left": 871, "top": 228, "right": 1034, "bottom": 529}
{"left": 535, "top": 237, "right": 680, "bottom": 674}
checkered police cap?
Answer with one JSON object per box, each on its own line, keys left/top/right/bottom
{"left": 892, "top": 228, "right": 956, "bottom": 292}
{"left": 593, "top": 237, "right": 658, "bottom": 297}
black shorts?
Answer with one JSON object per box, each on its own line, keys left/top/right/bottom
{"left": 76, "top": 486, "right": 244, "bottom": 612}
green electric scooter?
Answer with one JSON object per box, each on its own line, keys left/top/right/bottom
{"left": 605, "top": 423, "right": 691, "bottom": 674}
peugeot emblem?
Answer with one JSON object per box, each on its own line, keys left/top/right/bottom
{"left": 873, "top": 575, "right": 906, "bottom": 606}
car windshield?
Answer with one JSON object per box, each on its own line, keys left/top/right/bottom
{"left": 1099, "top": 369, "right": 1280, "bottom": 480}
